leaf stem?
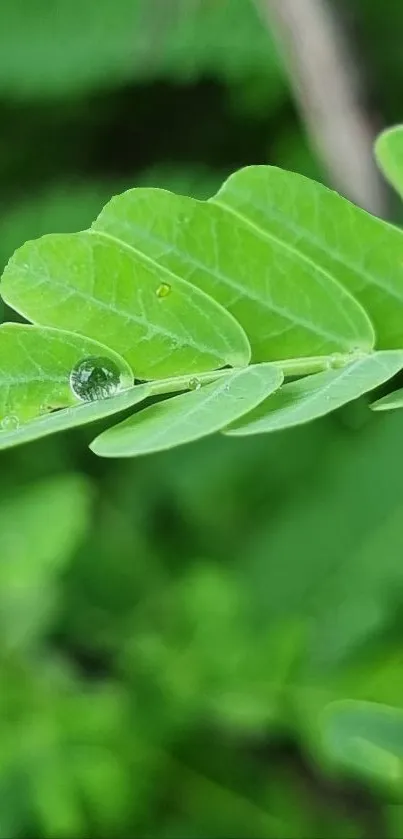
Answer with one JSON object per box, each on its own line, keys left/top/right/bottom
{"left": 273, "top": 354, "right": 336, "bottom": 376}
{"left": 149, "top": 368, "right": 230, "bottom": 396}
{"left": 147, "top": 352, "right": 361, "bottom": 396}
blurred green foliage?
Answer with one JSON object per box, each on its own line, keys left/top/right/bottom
{"left": 2, "top": 1, "right": 403, "bottom": 836}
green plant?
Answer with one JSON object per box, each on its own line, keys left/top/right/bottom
{"left": 1, "top": 125, "right": 403, "bottom": 458}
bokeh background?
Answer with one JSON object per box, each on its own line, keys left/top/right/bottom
{"left": 2, "top": 1, "right": 403, "bottom": 836}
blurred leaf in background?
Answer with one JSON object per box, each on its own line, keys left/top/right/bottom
{"left": 0, "top": 0, "right": 284, "bottom": 99}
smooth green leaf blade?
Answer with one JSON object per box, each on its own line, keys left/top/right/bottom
{"left": 320, "top": 700, "right": 403, "bottom": 796}
{"left": 371, "top": 388, "right": 403, "bottom": 412}
{"left": 375, "top": 126, "right": 403, "bottom": 199}
{"left": 0, "top": 382, "right": 150, "bottom": 452}
{"left": 226, "top": 352, "right": 403, "bottom": 436}
{"left": 212, "top": 165, "right": 403, "bottom": 349}
{"left": 1, "top": 231, "right": 250, "bottom": 378}
{"left": 91, "top": 364, "right": 283, "bottom": 458}
{"left": 93, "top": 186, "right": 374, "bottom": 361}
{"left": 0, "top": 322, "right": 133, "bottom": 424}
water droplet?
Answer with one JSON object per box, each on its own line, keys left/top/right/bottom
{"left": 1, "top": 415, "right": 20, "bottom": 431}
{"left": 156, "top": 282, "right": 171, "bottom": 299}
{"left": 188, "top": 377, "right": 201, "bottom": 391}
{"left": 70, "top": 356, "right": 124, "bottom": 402}
{"left": 329, "top": 353, "right": 345, "bottom": 369}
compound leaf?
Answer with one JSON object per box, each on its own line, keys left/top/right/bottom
{"left": 3, "top": 142, "right": 403, "bottom": 458}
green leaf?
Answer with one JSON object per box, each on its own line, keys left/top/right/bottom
{"left": 212, "top": 165, "right": 403, "bottom": 350}
{"left": 226, "top": 352, "right": 403, "bottom": 436}
{"left": 0, "top": 382, "right": 150, "bottom": 452}
{"left": 320, "top": 700, "right": 403, "bottom": 796}
{"left": 0, "top": 322, "right": 133, "bottom": 424}
{"left": 375, "top": 126, "right": 403, "bottom": 198}
{"left": 91, "top": 364, "right": 283, "bottom": 458}
{"left": 92, "top": 185, "right": 374, "bottom": 361}
{"left": 0, "top": 171, "right": 220, "bottom": 277}
{"left": 371, "top": 388, "right": 403, "bottom": 411}
{"left": 1, "top": 231, "right": 250, "bottom": 378}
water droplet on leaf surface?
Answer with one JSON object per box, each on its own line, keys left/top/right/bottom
{"left": 1, "top": 415, "right": 20, "bottom": 431}
{"left": 70, "top": 356, "right": 124, "bottom": 402}
{"left": 156, "top": 282, "right": 171, "bottom": 298}
{"left": 329, "top": 353, "right": 345, "bottom": 369}
{"left": 188, "top": 377, "right": 201, "bottom": 391}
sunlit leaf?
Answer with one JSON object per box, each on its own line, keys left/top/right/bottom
{"left": 1, "top": 231, "right": 250, "bottom": 378}
{"left": 91, "top": 364, "right": 283, "bottom": 458}
{"left": 93, "top": 185, "right": 374, "bottom": 361}
{"left": 213, "top": 165, "right": 403, "bottom": 350}
{"left": 226, "top": 352, "right": 403, "bottom": 436}
{"left": 375, "top": 125, "right": 403, "bottom": 199}
{"left": 0, "top": 322, "right": 133, "bottom": 424}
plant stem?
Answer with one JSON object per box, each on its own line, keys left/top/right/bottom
{"left": 253, "top": 0, "right": 389, "bottom": 216}
{"left": 147, "top": 351, "right": 360, "bottom": 396}
{"left": 273, "top": 354, "right": 334, "bottom": 377}
{"left": 149, "top": 368, "right": 230, "bottom": 396}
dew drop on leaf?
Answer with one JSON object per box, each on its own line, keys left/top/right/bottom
{"left": 70, "top": 356, "right": 124, "bottom": 402}
{"left": 1, "top": 415, "right": 20, "bottom": 431}
{"left": 156, "top": 282, "right": 171, "bottom": 298}
{"left": 329, "top": 353, "right": 345, "bottom": 369}
{"left": 188, "top": 377, "right": 202, "bottom": 391}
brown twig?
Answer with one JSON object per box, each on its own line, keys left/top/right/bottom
{"left": 253, "top": 0, "right": 389, "bottom": 216}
